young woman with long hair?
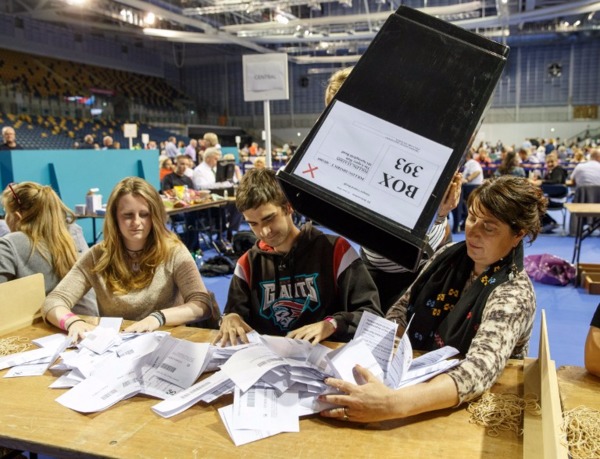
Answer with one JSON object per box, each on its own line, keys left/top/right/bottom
{"left": 42, "top": 177, "right": 217, "bottom": 341}
{"left": 1, "top": 182, "right": 96, "bottom": 314}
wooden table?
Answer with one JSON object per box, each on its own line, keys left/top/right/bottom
{"left": 0, "top": 323, "right": 525, "bottom": 459}
{"left": 564, "top": 203, "right": 600, "bottom": 285}
{"left": 557, "top": 365, "right": 600, "bottom": 411}
{"left": 164, "top": 198, "right": 227, "bottom": 217}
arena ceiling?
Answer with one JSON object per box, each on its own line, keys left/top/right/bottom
{"left": 2, "top": 0, "right": 600, "bottom": 63}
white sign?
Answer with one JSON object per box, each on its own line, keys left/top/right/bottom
{"left": 123, "top": 123, "right": 138, "bottom": 138}
{"left": 293, "top": 101, "right": 453, "bottom": 230}
{"left": 243, "top": 53, "right": 289, "bottom": 101}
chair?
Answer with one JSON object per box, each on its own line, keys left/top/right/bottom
{"left": 541, "top": 183, "right": 569, "bottom": 234}
{"left": 0, "top": 273, "right": 45, "bottom": 336}
{"left": 569, "top": 186, "right": 600, "bottom": 236}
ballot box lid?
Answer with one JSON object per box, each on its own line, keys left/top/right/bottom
{"left": 277, "top": 6, "right": 508, "bottom": 271}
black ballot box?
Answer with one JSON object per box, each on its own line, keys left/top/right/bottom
{"left": 277, "top": 6, "right": 509, "bottom": 271}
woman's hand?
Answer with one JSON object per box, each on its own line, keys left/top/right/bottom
{"left": 319, "top": 365, "right": 400, "bottom": 423}
{"left": 287, "top": 320, "right": 336, "bottom": 345}
{"left": 212, "top": 313, "right": 254, "bottom": 347}
{"left": 67, "top": 320, "right": 96, "bottom": 343}
{"left": 124, "top": 315, "right": 162, "bottom": 334}
{"left": 438, "top": 172, "right": 462, "bottom": 219}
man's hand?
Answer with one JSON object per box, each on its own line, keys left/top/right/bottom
{"left": 286, "top": 320, "right": 336, "bottom": 345}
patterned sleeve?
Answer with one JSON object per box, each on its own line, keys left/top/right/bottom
{"left": 445, "top": 270, "right": 537, "bottom": 404}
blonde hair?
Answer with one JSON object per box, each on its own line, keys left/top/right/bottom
{"left": 203, "top": 132, "right": 219, "bottom": 147}
{"left": 325, "top": 67, "right": 353, "bottom": 106}
{"left": 2, "top": 182, "right": 77, "bottom": 278}
{"left": 94, "top": 177, "right": 181, "bottom": 294}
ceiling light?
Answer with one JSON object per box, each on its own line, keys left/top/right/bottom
{"left": 574, "top": 20, "right": 581, "bottom": 27}
{"left": 144, "top": 12, "right": 156, "bottom": 26}
{"left": 339, "top": 0, "right": 352, "bottom": 7}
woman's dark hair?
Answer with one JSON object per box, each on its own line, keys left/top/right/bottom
{"left": 467, "top": 175, "right": 548, "bottom": 243}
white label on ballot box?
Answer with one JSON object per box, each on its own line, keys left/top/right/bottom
{"left": 294, "top": 100, "right": 452, "bottom": 230}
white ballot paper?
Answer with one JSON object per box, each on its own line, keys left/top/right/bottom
{"left": 152, "top": 370, "right": 233, "bottom": 418}
{"left": 354, "top": 311, "right": 397, "bottom": 379}
{"left": 56, "top": 369, "right": 141, "bottom": 413}
{"left": 325, "top": 337, "right": 384, "bottom": 383}
{"left": 218, "top": 404, "right": 287, "bottom": 447}
{"left": 231, "top": 384, "right": 299, "bottom": 432}
{"left": 79, "top": 327, "right": 122, "bottom": 355}
{"left": 0, "top": 346, "right": 56, "bottom": 371}
{"left": 4, "top": 336, "right": 71, "bottom": 378}
{"left": 386, "top": 329, "right": 413, "bottom": 388}
{"left": 220, "top": 344, "right": 288, "bottom": 392}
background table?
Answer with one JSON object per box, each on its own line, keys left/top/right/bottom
{"left": 0, "top": 322, "right": 524, "bottom": 458}
{"left": 563, "top": 203, "right": 600, "bottom": 285}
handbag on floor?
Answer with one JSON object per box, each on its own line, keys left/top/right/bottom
{"left": 524, "top": 253, "right": 575, "bottom": 286}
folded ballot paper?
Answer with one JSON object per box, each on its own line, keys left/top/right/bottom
{"left": 151, "top": 311, "right": 460, "bottom": 447}
{"left": 1, "top": 314, "right": 460, "bottom": 446}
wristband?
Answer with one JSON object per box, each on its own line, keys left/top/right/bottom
{"left": 150, "top": 311, "right": 166, "bottom": 327}
{"left": 66, "top": 319, "right": 85, "bottom": 331}
{"left": 59, "top": 313, "right": 77, "bottom": 331}
{"left": 324, "top": 316, "right": 338, "bottom": 331}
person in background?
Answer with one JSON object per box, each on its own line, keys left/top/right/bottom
{"left": 570, "top": 148, "right": 600, "bottom": 187}
{"left": 192, "top": 148, "right": 222, "bottom": 190}
{"left": 184, "top": 139, "right": 198, "bottom": 166}
{"left": 494, "top": 150, "right": 525, "bottom": 178}
{"left": 530, "top": 153, "right": 567, "bottom": 186}
{"left": 203, "top": 132, "right": 220, "bottom": 150}
{"left": 159, "top": 157, "right": 174, "bottom": 182}
{"left": 223, "top": 153, "right": 243, "bottom": 183}
{"left": 475, "top": 147, "right": 492, "bottom": 166}
{"left": 113, "top": 141, "right": 121, "bottom": 150}
{"left": 253, "top": 157, "right": 266, "bottom": 170}
{"left": 165, "top": 136, "right": 179, "bottom": 160}
{"left": 0, "top": 126, "right": 23, "bottom": 150}
{"left": 161, "top": 155, "right": 194, "bottom": 192}
{"left": 80, "top": 134, "right": 95, "bottom": 149}
{"left": 213, "top": 168, "right": 383, "bottom": 346}
{"left": 324, "top": 66, "right": 460, "bottom": 312}
{"left": 320, "top": 176, "right": 547, "bottom": 423}
{"left": 1, "top": 182, "right": 97, "bottom": 315}
{"left": 530, "top": 152, "right": 568, "bottom": 233}
{"left": 452, "top": 149, "right": 483, "bottom": 234}
{"left": 161, "top": 155, "right": 199, "bottom": 252}
{"left": 570, "top": 148, "right": 587, "bottom": 165}
{"left": 462, "top": 150, "right": 484, "bottom": 186}
{"left": 102, "top": 136, "right": 114, "bottom": 150}
{"left": 42, "top": 177, "right": 217, "bottom": 341}
{"left": 584, "top": 303, "right": 600, "bottom": 377}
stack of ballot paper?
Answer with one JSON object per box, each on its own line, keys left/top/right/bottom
{"left": 1, "top": 314, "right": 461, "bottom": 446}
{"left": 151, "top": 312, "right": 461, "bottom": 446}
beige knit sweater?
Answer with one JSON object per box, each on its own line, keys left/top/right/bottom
{"left": 43, "top": 243, "right": 207, "bottom": 321}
